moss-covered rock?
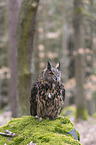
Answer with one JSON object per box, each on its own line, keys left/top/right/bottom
{"left": 61, "top": 105, "right": 88, "bottom": 120}
{"left": 0, "top": 116, "right": 81, "bottom": 145}
{"left": 76, "top": 107, "right": 88, "bottom": 120}
{"left": 92, "top": 113, "right": 96, "bottom": 119}
{"left": 60, "top": 105, "right": 76, "bottom": 118}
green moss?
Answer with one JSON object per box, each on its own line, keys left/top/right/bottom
{"left": 75, "top": 7, "right": 84, "bottom": 14}
{"left": 61, "top": 106, "right": 88, "bottom": 121}
{"left": 0, "top": 109, "right": 3, "bottom": 114}
{"left": 92, "top": 113, "right": 96, "bottom": 119}
{"left": 0, "top": 116, "right": 81, "bottom": 145}
{"left": 76, "top": 107, "right": 88, "bottom": 120}
{"left": 60, "top": 105, "right": 76, "bottom": 118}
{"left": 93, "top": 92, "right": 96, "bottom": 98}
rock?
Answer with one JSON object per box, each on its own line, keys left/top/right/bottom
{"left": 67, "top": 128, "right": 78, "bottom": 140}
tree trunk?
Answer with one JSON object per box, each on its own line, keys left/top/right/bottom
{"left": 73, "top": 0, "right": 87, "bottom": 119}
{"left": 17, "top": 0, "right": 21, "bottom": 9}
{"left": 17, "top": 0, "right": 39, "bottom": 116}
{"left": 0, "top": 80, "right": 1, "bottom": 109}
{"left": 8, "top": 0, "right": 19, "bottom": 118}
{"left": 34, "top": 18, "right": 40, "bottom": 81}
{"left": 60, "top": 0, "right": 68, "bottom": 83}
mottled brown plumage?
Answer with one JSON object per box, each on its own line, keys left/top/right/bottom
{"left": 30, "top": 61, "right": 65, "bottom": 119}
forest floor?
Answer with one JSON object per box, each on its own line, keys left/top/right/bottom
{"left": 0, "top": 111, "right": 96, "bottom": 145}
{"left": 70, "top": 116, "right": 96, "bottom": 145}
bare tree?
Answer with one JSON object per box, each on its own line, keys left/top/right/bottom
{"left": 0, "top": 80, "right": 1, "bottom": 109}
{"left": 73, "top": 0, "right": 87, "bottom": 119}
{"left": 17, "top": 0, "right": 40, "bottom": 116}
{"left": 8, "top": 0, "right": 19, "bottom": 118}
{"left": 34, "top": 19, "right": 40, "bottom": 81}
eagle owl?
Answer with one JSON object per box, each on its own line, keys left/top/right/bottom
{"left": 30, "top": 61, "right": 65, "bottom": 120}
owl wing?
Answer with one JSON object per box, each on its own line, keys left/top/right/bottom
{"left": 30, "top": 82, "right": 39, "bottom": 116}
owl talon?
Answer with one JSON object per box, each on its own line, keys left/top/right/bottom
{"left": 39, "top": 117, "right": 42, "bottom": 121}
{"left": 34, "top": 115, "right": 42, "bottom": 121}
{"left": 34, "top": 115, "right": 38, "bottom": 119}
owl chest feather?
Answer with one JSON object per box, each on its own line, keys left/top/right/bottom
{"left": 37, "top": 82, "right": 64, "bottom": 119}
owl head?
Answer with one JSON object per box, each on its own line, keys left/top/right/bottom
{"left": 44, "top": 61, "right": 61, "bottom": 83}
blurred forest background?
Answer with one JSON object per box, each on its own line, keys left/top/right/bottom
{"left": 0, "top": 0, "right": 96, "bottom": 120}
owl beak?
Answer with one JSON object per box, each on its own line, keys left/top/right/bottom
{"left": 56, "top": 76, "right": 60, "bottom": 82}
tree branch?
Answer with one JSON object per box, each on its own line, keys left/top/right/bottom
{"left": 0, "top": 130, "right": 16, "bottom": 138}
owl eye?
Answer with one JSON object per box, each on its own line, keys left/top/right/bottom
{"left": 49, "top": 72, "right": 54, "bottom": 75}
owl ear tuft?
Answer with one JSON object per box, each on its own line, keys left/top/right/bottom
{"left": 47, "top": 61, "right": 52, "bottom": 70}
{"left": 56, "top": 62, "right": 60, "bottom": 70}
